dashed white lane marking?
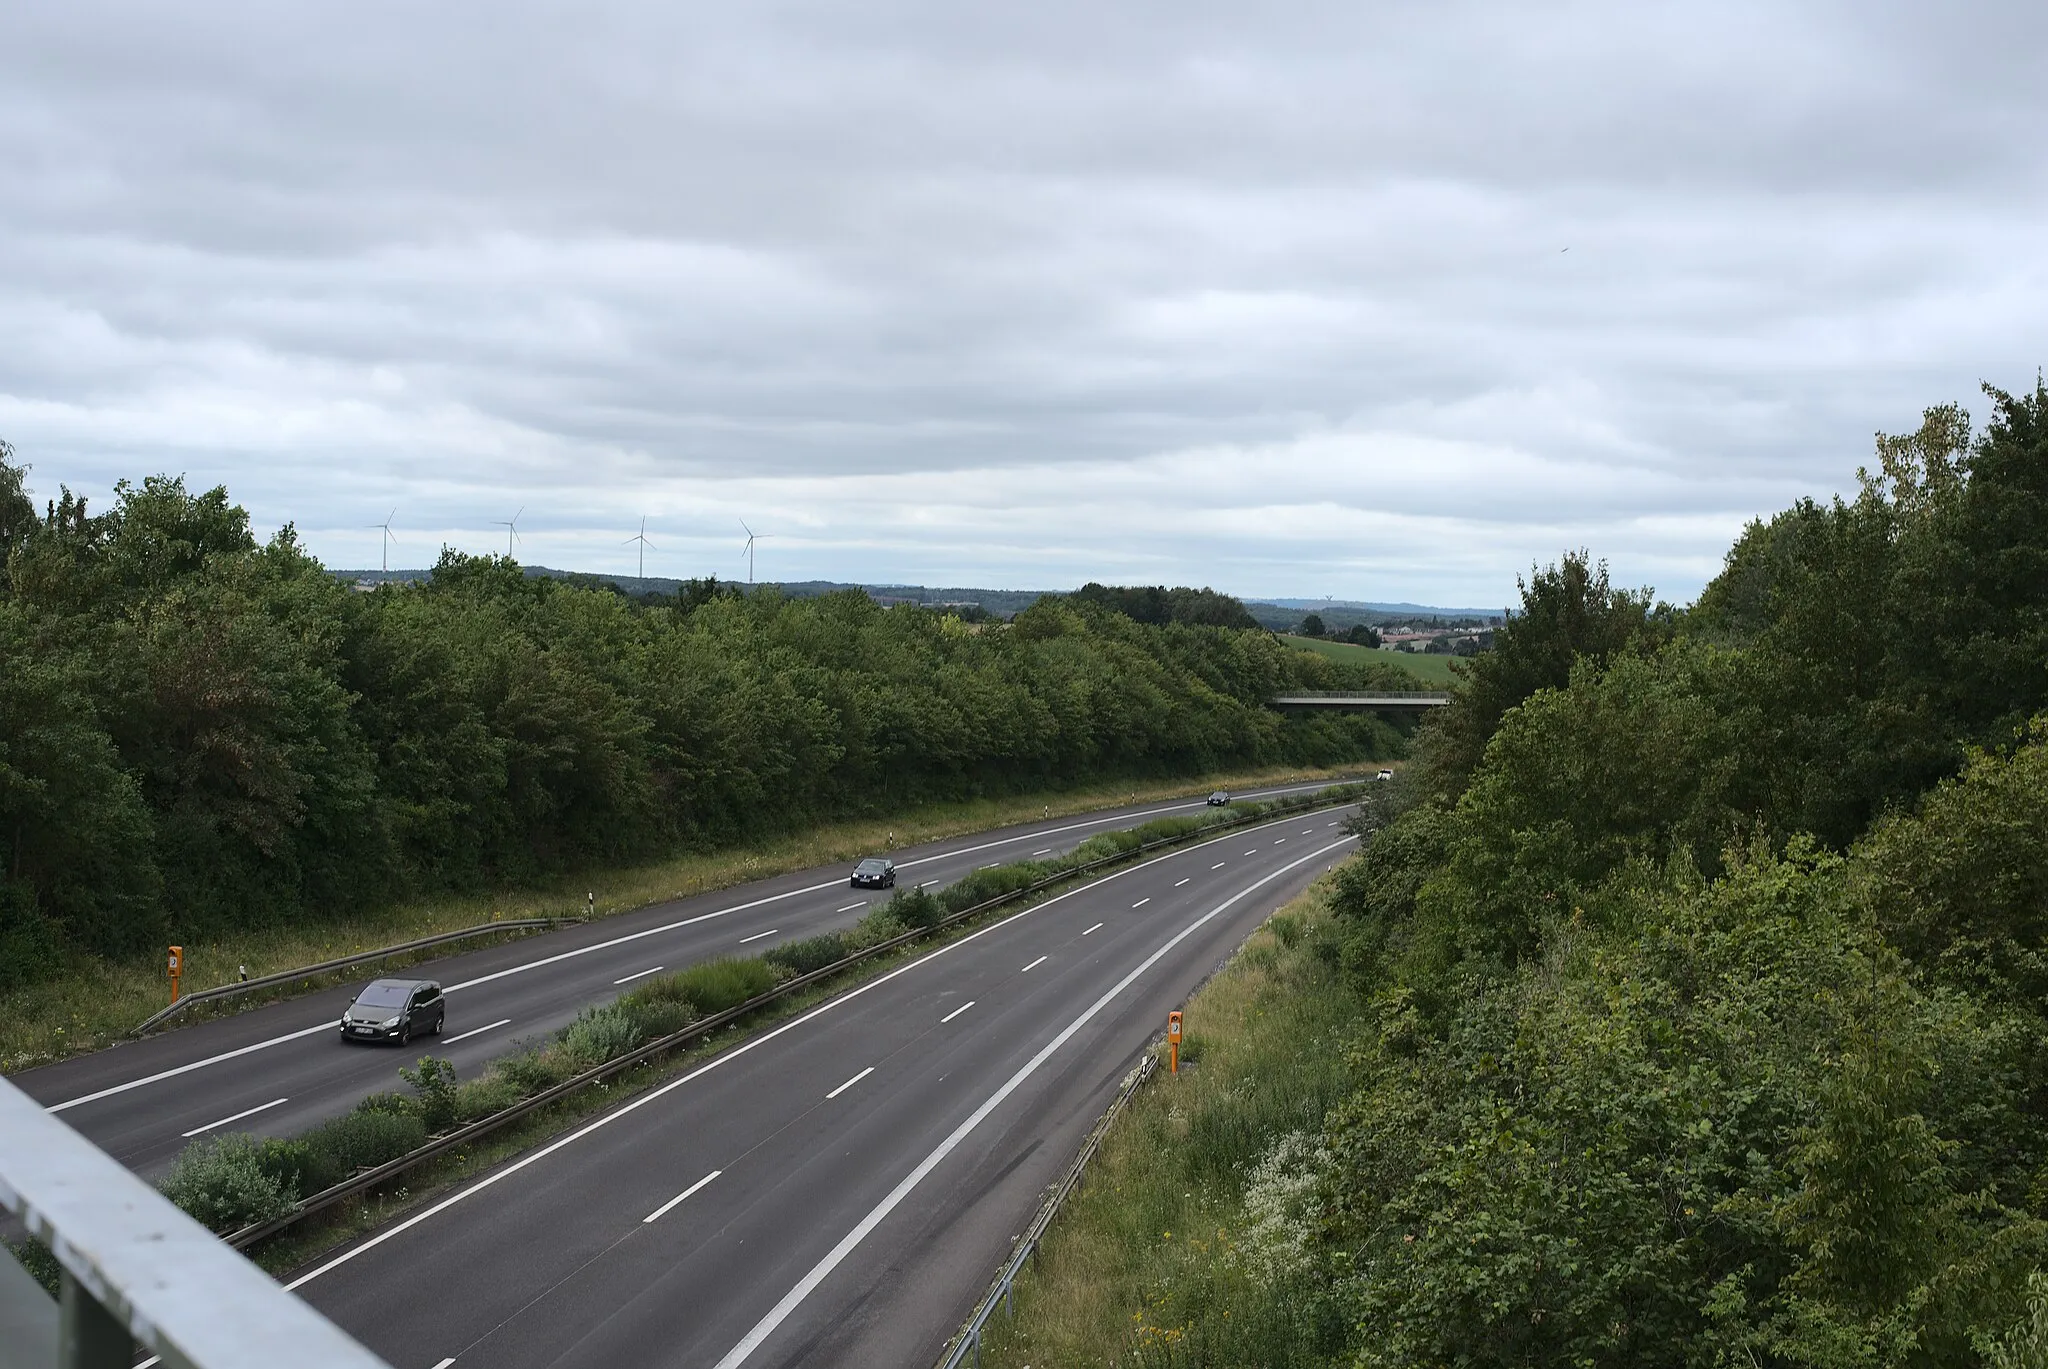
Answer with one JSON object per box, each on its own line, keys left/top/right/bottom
{"left": 52, "top": 784, "right": 1350, "bottom": 1115}
{"left": 644, "top": 1170, "right": 722, "bottom": 1224}
{"left": 431, "top": 1359, "right": 456, "bottom": 1369}
{"left": 613, "top": 966, "right": 665, "bottom": 984}
{"left": 1211, "top": 862, "right": 1226, "bottom": 870}
{"left": 442, "top": 1019, "right": 512, "bottom": 1045}
{"left": 1274, "top": 838, "right": 1287, "bottom": 844}
{"left": 836, "top": 901, "right": 868, "bottom": 913}
{"left": 1021, "top": 955, "right": 1049, "bottom": 973}
{"left": 739, "top": 928, "right": 780, "bottom": 944}
{"left": 709, "top": 833, "right": 1360, "bottom": 1369}
{"left": 1131, "top": 898, "right": 1150, "bottom": 909}
{"left": 1031, "top": 848, "right": 1053, "bottom": 856}
{"left": 919, "top": 880, "right": 940, "bottom": 888}
{"left": 1174, "top": 878, "right": 1190, "bottom": 887}
{"left": 1083, "top": 922, "right": 1104, "bottom": 936}
{"left": 279, "top": 813, "right": 1360, "bottom": 1296}
{"left": 826, "top": 1067, "right": 875, "bottom": 1100}
{"left": 940, "top": 1001, "right": 977, "bottom": 1024}
{"left": 181, "top": 1096, "right": 288, "bottom": 1137}
{"left": 1244, "top": 849, "right": 1259, "bottom": 854}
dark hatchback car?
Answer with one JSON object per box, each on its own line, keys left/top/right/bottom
{"left": 339, "top": 978, "right": 445, "bottom": 1045}
{"left": 850, "top": 857, "right": 897, "bottom": 889}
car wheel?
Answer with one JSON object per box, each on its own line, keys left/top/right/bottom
{"left": 398, "top": 1022, "right": 410, "bottom": 1047}
{"left": 431, "top": 1013, "right": 444, "bottom": 1036}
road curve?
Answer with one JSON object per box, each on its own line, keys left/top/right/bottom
{"left": 13, "top": 780, "right": 1348, "bottom": 1175}
{"left": 283, "top": 805, "right": 1360, "bottom": 1369}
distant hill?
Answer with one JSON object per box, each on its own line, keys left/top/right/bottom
{"left": 332, "top": 568, "right": 1496, "bottom": 628}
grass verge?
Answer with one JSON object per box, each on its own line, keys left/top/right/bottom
{"left": 971, "top": 877, "right": 1364, "bottom": 1369}
{"left": 0, "top": 763, "right": 1368, "bottom": 1069}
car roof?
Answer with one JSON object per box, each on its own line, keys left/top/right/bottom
{"left": 856, "top": 856, "right": 891, "bottom": 865}
{"left": 359, "top": 977, "right": 438, "bottom": 992}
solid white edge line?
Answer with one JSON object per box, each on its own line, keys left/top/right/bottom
{"left": 49, "top": 781, "right": 1345, "bottom": 1113}
{"left": 441, "top": 1019, "right": 513, "bottom": 1045}
{"left": 644, "top": 1170, "right": 722, "bottom": 1224}
{"left": 825, "top": 1066, "right": 875, "bottom": 1100}
{"left": 613, "top": 966, "right": 666, "bottom": 984}
{"left": 1083, "top": 922, "right": 1104, "bottom": 936}
{"left": 939, "top": 1001, "right": 976, "bottom": 1024}
{"left": 49, "top": 1021, "right": 336, "bottom": 1113}
{"left": 738, "top": 928, "right": 780, "bottom": 944}
{"left": 1020, "top": 955, "right": 1048, "bottom": 973}
{"left": 281, "top": 806, "right": 1359, "bottom": 1293}
{"left": 709, "top": 834, "right": 1358, "bottom": 1369}
{"left": 180, "top": 1096, "right": 289, "bottom": 1138}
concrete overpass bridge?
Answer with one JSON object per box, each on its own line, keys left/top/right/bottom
{"left": 1267, "top": 690, "right": 1452, "bottom": 712}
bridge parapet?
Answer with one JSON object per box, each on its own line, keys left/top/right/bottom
{"left": 0, "top": 1075, "right": 393, "bottom": 1369}
{"left": 1267, "top": 690, "right": 1453, "bottom": 709}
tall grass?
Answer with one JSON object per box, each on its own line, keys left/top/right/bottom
{"left": 974, "top": 880, "right": 1363, "bottom": 1369}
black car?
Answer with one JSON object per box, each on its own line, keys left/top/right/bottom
{"left": 851, "top": 857, "right": 897, "bottom": 889}
{"left": 339, "top": 977, "right": 445, "bottom": 1045}
{"left": 1207, "top": 790, "right": 1231, "bottom": 806}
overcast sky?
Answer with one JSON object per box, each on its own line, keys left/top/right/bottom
{"left": 1, "top": 2, "right": 2041, "bottom": 607}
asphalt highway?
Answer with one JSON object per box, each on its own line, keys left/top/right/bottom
{"left": 282, "top": 804, "right": 1360, "bottom": 1369}
{"left": 13, "top": 780, "right": 1348, "bottom": 1175}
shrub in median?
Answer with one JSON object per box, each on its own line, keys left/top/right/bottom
{"left": 158, "top": 1133, "right": 297, "bottom": 1232}
{"left": 764, "top": 931, "right": 852, "bottom": 977}
{"left": 562, "top": 1004, "right": 643, "bottom": 1068}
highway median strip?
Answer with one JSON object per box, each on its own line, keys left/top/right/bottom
{"left": 78, "top": 785, "right": 1363, "bottom": 1282}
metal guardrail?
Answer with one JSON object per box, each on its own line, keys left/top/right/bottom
{"left": 937, "top": 1053, "right": 1159, "bottom": 1369}
{"left": 0, "top": 1075, "right": 393, "bottom": 1369}
{"left": 132, "top": 919, "right": 571, "bottom": 1036}
{"left": 219, "top": 785, "right": 1366, "bottom": 1252}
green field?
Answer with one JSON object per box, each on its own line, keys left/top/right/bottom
{"left": 1277, "top": 633, "right": 1463, "bottom": 685}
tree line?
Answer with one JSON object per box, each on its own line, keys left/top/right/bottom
{"left": 1083, "top": 378, "right": 2048, "bottom": 1364}
{"left": 0, "top": 446, "right": 1411, "bottom": 985}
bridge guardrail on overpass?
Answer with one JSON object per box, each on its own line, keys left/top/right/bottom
{"left": 0, "top": 1074, "right": 393, "bottom": 1369}
{"left": 1266, "top": 689, "right": 1453, "bottom": 706}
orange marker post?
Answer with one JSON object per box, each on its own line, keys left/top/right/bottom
{"left": 167, "top": 945, "right": 184, "bottom": 1004}
{"left": 1167, "top": 1010, "right": 1183, "bottom": 1075}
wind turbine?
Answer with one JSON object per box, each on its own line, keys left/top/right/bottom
{"left": 366, "top": 510, "right": 397, "bottom": 572}
{"left": 493, "top": 507, "right": 523, "bottom": 558}
{"left": 740, "top": 520, "right": 773, "bottom": 585}
{"left": 624, "top": 517, "right": 656, "bottom": 580}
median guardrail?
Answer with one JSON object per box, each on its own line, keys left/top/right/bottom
{"left": 0, "top": 1075, "right": 392, "bottom": 1369}
{"left": 219, "top": 785, "right": 1366, "bottom": 1253}
{"left": 131, "top": 918, "right": 573, "bottom": 1037}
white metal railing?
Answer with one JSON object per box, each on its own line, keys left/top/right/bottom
{"left": 0, "top": 1075, "right": 393, "bottom": 1369}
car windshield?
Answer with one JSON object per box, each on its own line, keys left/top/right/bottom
{"left": 352, "top": 983, "right": 411, "bottom": 1009}
{"left": 856, "top": 859, "right": 888, "bottom": 873}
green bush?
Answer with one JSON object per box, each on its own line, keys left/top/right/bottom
{"left": 764, "top": 932, "right": 852, "bottom": 976}
{"left": 399, "top": 1056, "right": 460, "bottom": 1132}
{"left": 634, "top": 957, "right": 780, "bottom": 1018}
{"left": 561, "top": 1004, "right": 642, "bottom": 1067}
{"left": 158, "top": 1133, "right": 296, "bottom": 1233}
{"left": 882, "top": 885, "right": 945, "bottom": 930}
{"left": 453, "top": 1074, "right": 522, "bottom": 1123}
{"left": 296, "top": 1106, "right": 427, "bottom": 1188}
{"left": 941, "top": 860, "right": 1058, "bottom": 913}
{"left": 8, "top": 1238, "right": 61, "bottom": 1296}
{"left": 493, "top": 1045, "right": 574, "bottom": 1095}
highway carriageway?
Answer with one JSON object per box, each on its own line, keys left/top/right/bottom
{"left": 285, "top": 805, "right": 1362, "bottom": 1369}
{"left": 13, "top": 780, "right": 1348, "bottom": 1176}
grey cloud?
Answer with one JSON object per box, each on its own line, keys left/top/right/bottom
{"left": 1, "top": 0, "right": 2042, "bottom": 604}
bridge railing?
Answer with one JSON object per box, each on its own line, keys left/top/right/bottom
{"left": 0, "top": 1074, "right": 393, "bottom": 1369}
